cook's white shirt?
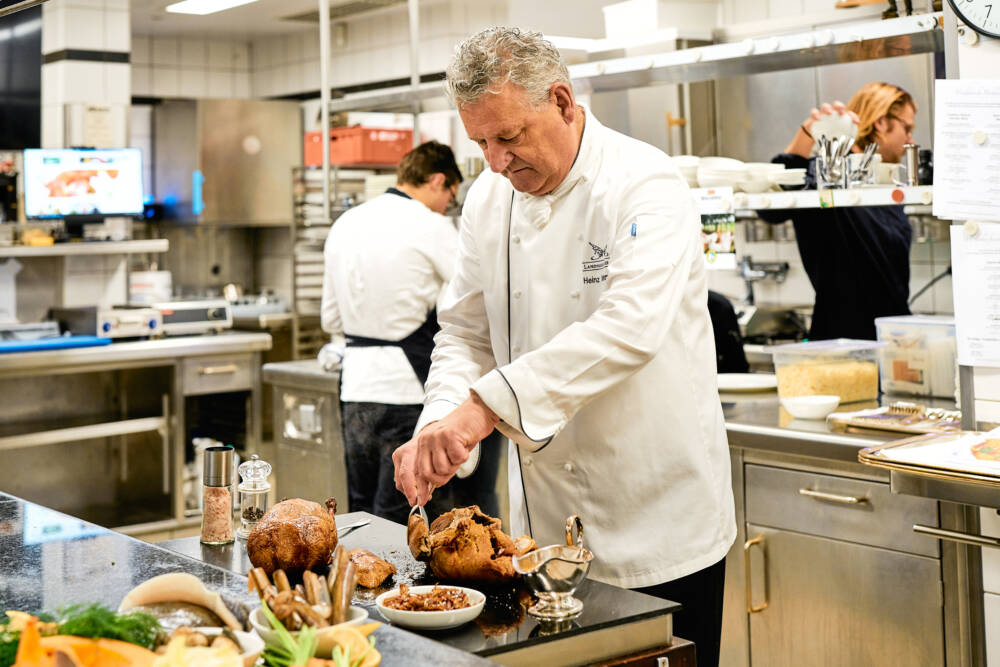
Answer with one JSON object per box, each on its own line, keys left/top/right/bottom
{"left": 416, "top": 111, "right": 736, "bottom": 588}
{"left": 321, "top": 191, "right": 458, "bottom": 404}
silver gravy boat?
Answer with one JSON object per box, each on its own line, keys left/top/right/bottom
{"left": 513, "top": 515, "right": 594, "bottom": 620}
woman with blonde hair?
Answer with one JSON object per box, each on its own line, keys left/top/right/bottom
{"left": 761, "top": 82, "right": 916, "bottom": 340}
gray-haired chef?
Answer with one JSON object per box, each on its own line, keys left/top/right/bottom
{"left": 392, "top": 27, "right": 735, "bottom": 667}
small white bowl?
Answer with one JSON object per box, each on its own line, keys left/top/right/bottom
{"left": 375, "top": 585, "right": 485, "bottom": 631}
{"left": 780, "top": 395, "right": 841, "bottom": 420}
{"left": 190, "top": 627, "right": 264, "bottom": 667}
{"left": 249, "top": 605, "right": 369, "bottom": 658}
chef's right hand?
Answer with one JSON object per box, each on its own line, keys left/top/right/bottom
{"left": 392, "top": 437, "right": 433, "bottom": 506}
{"left": 786, "top": 101, "right": 860, "bottom": 158}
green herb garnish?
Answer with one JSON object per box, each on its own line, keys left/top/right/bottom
{"left": 259, "top": 600, "right": 318, "bottom": 667}
{"left": 56, "top": 603, "right": 162, "bottom": 650}
{"left": 0, "top": 626, "right": 20, "bottom": 667}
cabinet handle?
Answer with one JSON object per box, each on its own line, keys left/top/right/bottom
{"left": 744, "top": 535, "right": 768, "bottom": 614}
{"left": 198, "top": 364, "right": 240, "bottom": 376}
{"left": 913, "top": 524, "right": 1000, "bottom": 550}
{"left": 798, "top": 488, "right": 868, "bottom": 505}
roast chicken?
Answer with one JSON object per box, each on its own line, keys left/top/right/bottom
{"left": 349, "top": 549, "right": 396, "bottom": 588}
{"left": 247, "top": 498, "right": 338, "bottom": 576}
{"left": 407, "top": 505, "right": 537, "bottom": 583}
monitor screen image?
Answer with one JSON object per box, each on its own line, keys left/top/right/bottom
{"left": 23, "top": 148, "right": 144, "bottom": 218}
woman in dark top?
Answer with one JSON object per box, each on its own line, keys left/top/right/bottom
{"left": 762, "top": 83, "right": 917, "bottom": 341}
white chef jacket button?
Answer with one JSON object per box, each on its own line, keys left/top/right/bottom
{"left": 570, "top": 290, "right": 580, "bottom": 299}
{"left": 523, "top": 456, "right": 533, "bottom": 466}
{"left": 563, "top": 462, "right": 574, "bottom": 472}
{"left": 577, "top": 233, "right": 584, "bottom": 241}
{"left": 512, "top": 345, "right": 521, "bottom": 354}
{"left": 512, "top": 235, "right": 521, "bottom": 244}
{"left": 513, "top": 290, "right": 522, "bottom": 298}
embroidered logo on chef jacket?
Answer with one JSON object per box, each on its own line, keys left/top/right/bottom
{"left": 583, "top": 242, "right": 610, "bottom": 285}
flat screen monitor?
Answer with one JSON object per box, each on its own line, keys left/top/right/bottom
{"left": 23, "top": 148, "right": 144, "bottom": 219}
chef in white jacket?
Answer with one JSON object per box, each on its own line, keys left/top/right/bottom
{"left": 392, "top": 27, "right": 735, "bottom": 666}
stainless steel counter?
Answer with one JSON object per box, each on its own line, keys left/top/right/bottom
{"left": 0, "top": 331, "right": 272, "bottom": 378}
{"left": 722, "top": 393, "right": 896, "bottom": 463}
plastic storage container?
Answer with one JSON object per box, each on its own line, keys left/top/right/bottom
{"left": 770, "top": 339, "right": 884, "bottom": 403}
{"left": 875, "top": 315, "right": 956, "bottom": 399}
{"left": 304, "top": 126, "right": 413, "bottom": 166}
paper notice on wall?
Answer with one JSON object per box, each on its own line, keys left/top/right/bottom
{"left": 933, "top": 79, "right": 1000, "bottom": 222}
{"left": 951, "top": 222, "right": 1000, "bottom": 366}
{"left": 692, "top": 187, "right": 736, "bottom": 270}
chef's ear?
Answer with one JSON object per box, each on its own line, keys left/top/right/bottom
{"left": 550, "top": 83, "right": 577, "bottom": 125}
{"left": 427, "top": 172, "right": 446, "bottom": 189}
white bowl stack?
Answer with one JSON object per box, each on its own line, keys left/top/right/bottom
{"left": 673, "top": 155, "right": 701, "bottom": 188}
{"left": 742, "top": 163, "right": 785, "bottom": 193}
{"left": 768, "top": 168, "right": 807, "bottom": 188}
{"left": 697, "top": 157, "right": 747, "bottom": 189}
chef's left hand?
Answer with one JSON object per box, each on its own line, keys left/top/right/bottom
{"left": 400, "top": 392, "right": 499, "bottom": 504}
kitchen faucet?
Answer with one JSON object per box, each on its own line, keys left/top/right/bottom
{"left": 739, "top": 255, "right": 790, "bottom": 306}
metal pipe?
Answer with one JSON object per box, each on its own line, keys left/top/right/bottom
{"left": 913, "top": 524, "right": 1000, "bottom": 550}
{"left": 408, "top": 0, "right": 420, "bottom": 147}
{"left": 319, "top": 0, "right": 331, "bottom": 224}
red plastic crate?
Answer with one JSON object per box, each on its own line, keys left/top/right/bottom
{"left": 304, "top": 126, "right": 414, "bottom": 166}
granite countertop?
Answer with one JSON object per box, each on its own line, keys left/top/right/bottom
{"left": 160, "top": 512, "right": 680, "bottom": 662}
{"left": 0, "top": 493, "right": 493, "bottom": 666}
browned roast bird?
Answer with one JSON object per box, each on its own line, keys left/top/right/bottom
{"left": 247, "top": 498, "right": 338, "bottom": 576}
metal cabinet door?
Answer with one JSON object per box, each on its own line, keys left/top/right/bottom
{"left": 746, "top": 525, "right": 944, "bottom": 667}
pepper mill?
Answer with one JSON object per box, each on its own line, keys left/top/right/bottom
{"left": 237, "top": 454, "right": 272, "bottom": 540}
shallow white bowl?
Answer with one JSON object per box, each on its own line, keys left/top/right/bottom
{"left": 375, "top": 585, "right": 485, "bottom": 631}
{"left": 699, "top": 156, "right": 745, "bottom": 170}
{"left": 191, "top": 627, "right": 264, "bottom": 667}
{"left": 780, "top": 395, "right": 841, "bottom": 420}
{"left": 249, "top": 605, "right": 369, "bottom": 658}
{"left": 738, "top": 179, "right": 775, "bottom": 193}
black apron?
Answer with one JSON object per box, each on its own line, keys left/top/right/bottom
{"left": 344, "top": 308, "right": 438, "bottom": 386}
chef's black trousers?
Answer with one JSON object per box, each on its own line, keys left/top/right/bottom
{"left": 632, "top": 556, "right": 726, "bottom": 667}
{"left": 340, "top": 402, "right": 503, "bottom": 524}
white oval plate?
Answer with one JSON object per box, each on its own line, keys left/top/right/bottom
{"left": 718, "top": 373, "right": 777, "bottom": 392}
{"left": 375, "top": 585, "right": 485, "bottom": 631}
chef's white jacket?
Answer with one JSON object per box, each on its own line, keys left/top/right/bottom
{"left": 416, "top": 111, "right": 736, "bottom": 588}
{"left": 321, "top": 191, "right": 458, "bottom": 404}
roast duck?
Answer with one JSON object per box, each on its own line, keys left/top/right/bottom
{"left": 247, "top": 498, "right": 338, "bottom": 576}
{"left": 408, "top": 505, "right": 537, "bottom": 583}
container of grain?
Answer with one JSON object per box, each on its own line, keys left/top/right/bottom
{"left": 770, "top": 339, "right": 884, "bottom": 404}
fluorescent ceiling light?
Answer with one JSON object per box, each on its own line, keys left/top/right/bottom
{"left": 165, "top": 0, "right": 259, "bottom": 16}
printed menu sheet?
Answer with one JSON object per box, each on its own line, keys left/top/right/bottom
{"left": 692, "top": 187, "right": 736, "bottom": 270}
{"left": 951, "top": 222, "right": 1000, "bottom": 367}
{"left": 933, "top": 79, "right": 1000, "bottom": 222}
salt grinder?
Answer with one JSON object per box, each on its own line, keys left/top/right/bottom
{"left": 200, "top": 446, "right": 235, "bottom": 545}
{"left": 237, "top": 454, "right": 271, "bottom": 540}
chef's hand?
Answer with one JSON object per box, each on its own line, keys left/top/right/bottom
{"left": 392, "top": 391, "right": 499, "bottom": 506}
{"left": 786, "top": 101, "right": 861, "bottom": 158}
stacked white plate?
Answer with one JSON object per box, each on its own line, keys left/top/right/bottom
{"left": 741, "top": 162, "right": 785, "bottom": 193}
{"left": 697, "top": 157, "right": 747, "bottom": 188}
{"left": 769, "top": 168, "right": 807, "bottom": 188}
{"left": 673, "top": 155, "right": 701, "bottom": 188}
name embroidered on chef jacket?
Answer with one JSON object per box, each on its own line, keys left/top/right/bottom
{"left": 583, "top": 241, "right": 610, "bottom": 284}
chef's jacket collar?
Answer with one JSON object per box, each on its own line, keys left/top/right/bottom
{"left": 386, "top": 186, "right": 412, "bottom": 199}
{"left": 514, "top": 106, "right": 599, "bottom": 229}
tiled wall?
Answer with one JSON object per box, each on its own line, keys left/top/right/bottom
{"left": 706, "top": 222, "right": 953, "bottom": 316}
{"left": 251, "top": 0, "right": 507, "bottom": 99}
{"left": 131, "top": 35, "right": 252, "bottom": 99}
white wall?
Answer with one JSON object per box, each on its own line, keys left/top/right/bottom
{"left": 131, "top": 35, "right": 252, "bottom": 99}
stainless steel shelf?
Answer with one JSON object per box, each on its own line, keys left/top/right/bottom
{"left": 731, "top": 185, "right": 933, "bottom": 214}
{"left": 0, "top": 239, "right": 169, "bottom": 257}
{"left": 0, "top": 415, "right": 166, "bottom": 451}
{"left": 326, "top": 14, "right": 942, "bottom": 114}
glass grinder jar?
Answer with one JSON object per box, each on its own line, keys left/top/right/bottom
{"left": 201, "top": 446, "right": 235, "bottom": 545}
{"left": 237, "top": 454, "right": 271, "bottom": 540}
